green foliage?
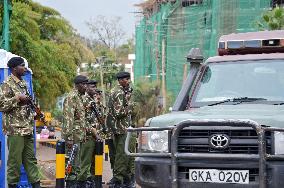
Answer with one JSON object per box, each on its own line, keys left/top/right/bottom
{"left": 257, "top": 6, "right": 284, "bottom": 30}
{"left": 1, "top": 1, "right": 94, "bottom": 109}
{"left": 132, "top": 79, "right": 174, "bottom": 126}
{"left": 87, "top": 44, "right": 123, "bottom": 90}
{"left": 50, "top": 107, "right": 63, "bottom": 123}
{"left": 86, "top": 14, "right": 135, "bottom": 92}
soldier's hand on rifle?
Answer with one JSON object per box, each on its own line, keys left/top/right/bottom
{"left": 90, "top": 127, "right": 97, "bottom": 136}
{"left": 16, "top": 94, "right": 30, "bottom": 105}
{"left": 85, "top": 104, "right": 92, "bottom": 110}
{"left": 126, "top": 93, "right": 131, "bottom": 101}
{"left": 91, "top": 128, "right": 103, "bottom": 142}
{"left": 96, "top": 134, "right": 103, "bottom": 142}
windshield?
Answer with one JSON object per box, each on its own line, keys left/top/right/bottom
{"left": 192, "top": 60, "right": 284, "bottom": 106}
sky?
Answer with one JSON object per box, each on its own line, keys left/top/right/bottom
{"left": 33, "top": 0, "right": 142, "bottom": 39}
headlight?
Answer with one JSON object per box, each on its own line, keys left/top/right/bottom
{"left": 140, "top": 130, "right": 169, "bottom": 153}
{"left": 274, "top": 131, "right": 284, "bottom": 154}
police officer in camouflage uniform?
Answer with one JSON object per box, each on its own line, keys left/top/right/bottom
{"left": 93, "top": 89, "right": 107, "bottom": 139}
{"left": 77, "top": 80, "right": 99, "bottom": 187}
{"left": 0, "top": 57, "right": 41, "bottom": 188}
{"left": 95, "top": 88, "right": 117, "bottom": 185}
{"left": 62, "top": 75, "right": 88, "bottom": 188}
{"left": 107, "top": 71, "right": 136, "bottom": 188}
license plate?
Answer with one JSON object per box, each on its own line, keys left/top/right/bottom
{"left": 189, "top": 169, "right": 249, "bottom": 184}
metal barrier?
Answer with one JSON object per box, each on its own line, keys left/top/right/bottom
{"left": 55, "top": 140, "right": 65, "bottom": 188}
{"left": 125, "top": 119, "right": 284, "bottom": 188}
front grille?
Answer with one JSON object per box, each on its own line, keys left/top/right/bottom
{"left": 178, "top": 167, "right": 259, "bottom": 182}
{"left": 178, "top": 129, "right": 271, "bottom": 154}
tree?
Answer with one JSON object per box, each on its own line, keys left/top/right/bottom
{"left": 86, "top": 44, "right": 123, "bottom": 90}
{"left": 0, "top": 1, "right": 95, "bottom": 109}
{"left": 116, "top": 37, "right": 135, "bottom": 62}
{"left": 132, "top": 79, "right": 174, "bottom": 126}
{"left": 86, "top": 15, "right": 126, "bottom": 50}
{"left": 257, "top": 6, "right": 284, "bottom": 30}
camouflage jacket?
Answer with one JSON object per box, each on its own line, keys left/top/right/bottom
{"left": 0, "top": 74, "right": 34, "bottom": 136}
{"left": 84, "top": 94, "right": 96, "bottom": 139}
{"left": 85, "top": 94, "right": 108, "bottom": 139}
{"left": 106, "top": 85, "right": 133, "bottom": 135}
{"left": 95, "top": 100, "right": 109, "bottom": 139}
{"left": 62, "top": 88, "right": 86, "bottom": 142}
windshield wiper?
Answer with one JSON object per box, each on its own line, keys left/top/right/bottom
{"left": 273, "top": 102, "right": 284, "bottom": 105}
{"left": 208, "top": 97, "right": 267, "bottom": 106}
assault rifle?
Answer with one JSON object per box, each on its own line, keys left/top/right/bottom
{"left": 65, "top": 143, "right": 78, "bottom": 178}
{"left": 24, "top": 90, "right": 48, "bottom": 126}
{"left": 90, "top": 101, "right": 105, "bottom": 126}
{"left": 27, "top": 96, "right": 47, "bottom": 125}
{"left": 123, "top": 87, "right": 133, "bottom": 101}
{"left": 89, "top": 101, "right": 106, "bottom": 141}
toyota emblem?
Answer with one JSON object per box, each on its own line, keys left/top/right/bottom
{"left": 209, "top": 134, "right": 230, "bottom": 149}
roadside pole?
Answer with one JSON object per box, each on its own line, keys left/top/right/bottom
{"left": 97, "top": 57, "right": 106, "bottom": 106}
{"left": 161, "top": 38, "right": 167, "bottom": 109}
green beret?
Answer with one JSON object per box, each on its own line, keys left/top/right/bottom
{"left": 7, "top": 57, "right": 25, "bottom": 68}
{"left": 116, "top": 71, "right": 130, "bottom": 80}
{"left": 74, "top": 75, "right": 88, "bottom": 84}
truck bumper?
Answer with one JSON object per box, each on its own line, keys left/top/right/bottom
{"left": 135, "top": 157, "right": 284, "bottom": 188}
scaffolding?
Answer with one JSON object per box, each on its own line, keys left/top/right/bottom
{"left": 135, "top": 0, "right": 272, "bottom": 97}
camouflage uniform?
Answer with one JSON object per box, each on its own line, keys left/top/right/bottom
{"left": 77, "top": 94, "right": 96, "bottom": 182}
{"left": 94, "top": 100, "right": 107, "bottom": 138}
{"left": 62, "top": 88, "right": 86, "bottom": 181}
{"left": 88, "top": 94, "right": 108, "bottom": 176}
{"left": 107, "top": 85, "right": 136, "bottom": 184}
{"left": 0, "top": 74, "right": 40, "bottom": 185}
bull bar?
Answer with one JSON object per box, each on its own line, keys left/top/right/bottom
{"left": 124, "top": 119, "right": 284, "bottom": 188}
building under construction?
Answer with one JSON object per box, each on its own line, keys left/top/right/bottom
{"left": 134, "top": 0, "right": 283, "bottom": 98}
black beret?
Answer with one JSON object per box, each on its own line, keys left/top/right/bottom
{"left": 7, "top": 57, "right": 25, "bottom": 68}
{"left": 86, "top": 80, "right": 98, "bottom": 85}
{"left": 116, "top": 71, "right": 130, "bottom": 80}
{"left": 74, "top": 75, "right": 88, "bottom": 84}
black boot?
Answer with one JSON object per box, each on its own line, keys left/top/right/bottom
{"left": 8, "top": 184, "right": 17, "bottom": 188}
{"left": 122, "top": 176, "right": 136, "bottom": 188}
{"left": 107, "top": 177, "right": 115, "bottom": 185}
{"left": 131, "top": 174, "right": 136, "bottom": 188}
{"left": 77, "top": 181, "right": 86, "bottom": 188}
{"left": 85, "top": 179, "right": 95, "bottom": 188}
{"left": 109, "top": 179, "right": 123, "bottom": 188}
{"left": 66, "top": 180, "right": 78, "bottom": 188}
{"left": 32, "top": 181, "right": 41, "bottom": 188}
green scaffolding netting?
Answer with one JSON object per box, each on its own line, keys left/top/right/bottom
{"left": 135, "top": 0, "right": 271, "bottom": 98}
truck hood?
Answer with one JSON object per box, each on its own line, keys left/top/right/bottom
{"left": 147, "top": 104, "right": 284, "bottom": 127}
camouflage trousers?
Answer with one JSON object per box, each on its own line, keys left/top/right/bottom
{"left": 7, "top": 135, "right": 40, "bottom": 185}
{"left": 77, "top": 138, "right": 95, "bottom": 181}
{"left": 113, "top": 134, "right": 136, "bottom": 183}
